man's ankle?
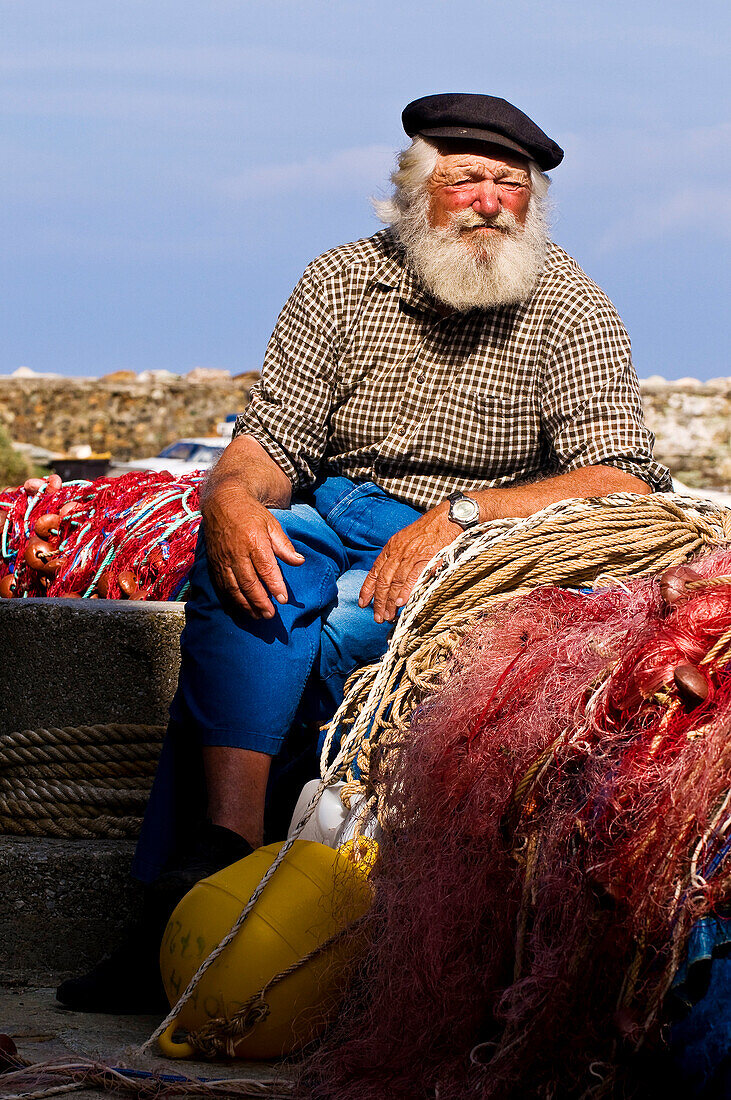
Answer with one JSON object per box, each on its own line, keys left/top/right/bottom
{"left": 201, "top": 819, "right": 259, "bottom": 859}
{"left": 202, "top": 745, "right": 270, "bottom": 850}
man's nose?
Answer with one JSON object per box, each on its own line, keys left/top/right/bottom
{"left": 472, "top": 181, "right": 501, "bottom": 215}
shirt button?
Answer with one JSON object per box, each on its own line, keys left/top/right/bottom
{"left": 397, "top": 425, "right": 406, "bottom": 435}
{"left": 416, "top": 373, "right": 425, "bottom": 383}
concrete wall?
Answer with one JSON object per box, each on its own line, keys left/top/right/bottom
{"left": 0, "top": 598, "right": 184, "bottom": 738}
{"left": 0, "top": 599, "right": 185, "bottom": 976}
{"left": 641, "top": 378, "right": 731, "bottom": 489}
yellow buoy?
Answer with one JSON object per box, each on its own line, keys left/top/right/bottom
{"left": 158, "top": 838, "right": 374, "bottom": 1060}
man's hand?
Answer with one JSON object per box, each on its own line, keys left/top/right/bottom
{"left": 359, "top": 501, "right": 459, "bottom": 623}
{"left": 203, "top": 482, "right": 304, "bottom": 619}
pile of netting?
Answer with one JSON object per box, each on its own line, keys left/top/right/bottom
{"left": 298, "top": 551, "right": 731, "bottom": 1100}
{"left": 0, "top": 471, "right": 203, "bottom": 600}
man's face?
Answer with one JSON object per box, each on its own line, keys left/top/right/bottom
{"left": 389, "top": 138, "right": 548, "bottom": 311}
{"left": 426, "top": 143, "right": 532, "bottom": 253}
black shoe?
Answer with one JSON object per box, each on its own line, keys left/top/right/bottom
{"left": 56, "top": 822, "right": 253, "bottom": 1015}
{"left": 55, "top": 918, "right": 169, "bottom": 1014}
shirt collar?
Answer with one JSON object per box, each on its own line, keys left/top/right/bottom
{"left": 369, "top": 231, "right": 448, "bottom": 317}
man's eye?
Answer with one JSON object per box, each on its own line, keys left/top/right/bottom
{"left": 499, "top": 181, "right": 526, "bottom": 190}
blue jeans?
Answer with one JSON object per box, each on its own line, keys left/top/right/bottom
{"left": 132, "top": 477, "right": 422, "bottom": 882}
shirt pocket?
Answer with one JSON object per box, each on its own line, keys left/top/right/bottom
{"left": 420, "top": 385, "right": 540, "bottom": 479}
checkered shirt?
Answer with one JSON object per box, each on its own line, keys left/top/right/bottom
{"left": 233, "top": 228, "right": 671, "bottom": 511}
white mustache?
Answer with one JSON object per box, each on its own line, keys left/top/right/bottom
{"left": 448, "top": 209, "right": 518, "bottom": 232}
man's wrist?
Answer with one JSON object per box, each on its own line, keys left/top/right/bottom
{"left": 201, "top": 472, "right": 259, "bottom": 515}
{"left": 452, "top": 488, "right": 505, "bottom": 526}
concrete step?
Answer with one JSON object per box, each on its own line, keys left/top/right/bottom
{"left": 0, "top": 837, "right": 142, "bottom": 981}
{"left": 0, "top": 597, "right": 184, "bottom": 739}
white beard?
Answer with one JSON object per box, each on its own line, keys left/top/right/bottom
{"left": 393, "top": 195, "right": 549, "bottom": 312}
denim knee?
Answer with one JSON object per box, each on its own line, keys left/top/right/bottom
{"left": 318, "top": 568, "right": 394, "bottom": 715}
{"left": 171, "top": 508, "right": 350, "bottom": 753}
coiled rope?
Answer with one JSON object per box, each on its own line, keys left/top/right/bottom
{"left": 0, "top": 723, "right": 164, "bottom": 837}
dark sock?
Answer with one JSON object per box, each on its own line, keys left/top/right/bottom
{"left": 154, "top": 820, "right": 254, "bottom": 899}
{"left": 198, "top": 821, "right": 255, "bottom": 863}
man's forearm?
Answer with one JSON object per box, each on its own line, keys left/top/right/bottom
{"left": 360, "top": 464, "right": 652, "bottom": 623}
{"left": 201, "top": 434, "right": 293, "bottom": 512}
{"left": 472, "top": 464, "right": 651, "bottom": 522}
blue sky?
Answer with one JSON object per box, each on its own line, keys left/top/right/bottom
{"left": 0, "top": 0, "right": 728, "bottom": 380}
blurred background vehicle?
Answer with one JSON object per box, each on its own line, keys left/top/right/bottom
{"left": 109, "top": 436, "right": 226, "bottom": 477}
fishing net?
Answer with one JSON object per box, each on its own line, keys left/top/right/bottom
{"left": 298, "top": 551, "right": 731, "bottom": 1099}
{"left": 0, "top": 471, "right": 203, "bottom": 600}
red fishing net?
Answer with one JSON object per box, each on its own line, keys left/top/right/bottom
{"left": 299, "top": 552, "right": 731, "bottom": 1099}
{"left": 0, "top": 472, "right": 203, "bottom": 600}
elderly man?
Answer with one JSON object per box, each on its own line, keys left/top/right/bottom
{"left": 58, "top": 93, "right": 670, "bottom": 1012}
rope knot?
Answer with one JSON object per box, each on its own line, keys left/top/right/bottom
{"left": 188, "top": 995, "right": 271, "bottom": 1059}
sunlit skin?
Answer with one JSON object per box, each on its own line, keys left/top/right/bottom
{"left": 426, "top": 142, "right": 532, "bottom": 247}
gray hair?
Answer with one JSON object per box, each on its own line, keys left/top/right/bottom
{"left": 372, "top": 135, "right": 550, "bottom": 225}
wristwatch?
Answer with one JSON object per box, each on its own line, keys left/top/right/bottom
{"left": 447, "top": 490, "right": 480, "bottom": 530}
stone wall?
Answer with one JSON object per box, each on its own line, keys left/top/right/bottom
{"left": 0, "top": 373, "right": 258, "bottom": 460}
{"left": 0, "top": 373, "right": 729, "bottom": 487}
{"left": 641, "top": 378, "right": 731, "bottom": 489}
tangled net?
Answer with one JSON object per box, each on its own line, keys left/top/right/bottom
{"left": 298, "top": 551, "right": 731, "bottom": 1100}
{"left": 322, "top": 492, "right": 731, "bottom": 780}
{"left": 0, "top": 471, "right": 203, "bottom": 600}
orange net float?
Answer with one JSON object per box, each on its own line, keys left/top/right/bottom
{"left": 0, "top": 471, "right": 204, "bottom": 600}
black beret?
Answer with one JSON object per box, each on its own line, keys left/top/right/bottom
{"left": 402, "top": 93, "right": 563, "bottom": 171}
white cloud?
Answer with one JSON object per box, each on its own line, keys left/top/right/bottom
{"left": 0, "top": 44, "right": 356, "bottom": 129}
{"left": 0, "top": 86, "right": 247, "bottom": 125}
{"left": 5, "top": 223, "right": 235, "bottom": 260}
{"left": 551, "top": 122, "right": 731, "bottom": 253}
{"left": 558, "top": 122, "right": 731, "bottom": 189}
{"left": 598, "top": 186, "right": 731, "bottom": 252}
{"left": 218, "top": 145, "right": 395, "bottom": 200}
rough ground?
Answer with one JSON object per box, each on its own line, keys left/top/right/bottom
{"left": 0, "top": 980, "right": 292, "bottom": 1099}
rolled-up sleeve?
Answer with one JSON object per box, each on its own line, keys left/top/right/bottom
{"left": 540, "top": 306, "right": 672, "bottom": 492}
{"left": 232, "top": 265, "right": 338, "bottom": 491}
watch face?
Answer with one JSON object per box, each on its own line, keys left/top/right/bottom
{"left": 452, "top": 498, "right": 479, "bottom": 523}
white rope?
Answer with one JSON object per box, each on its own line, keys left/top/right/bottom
{"left": 0, "top": 1086, "right": 86, "bottom": 1100}
{"left": 321, "top": 491, "right": 731, "bottom": 771}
